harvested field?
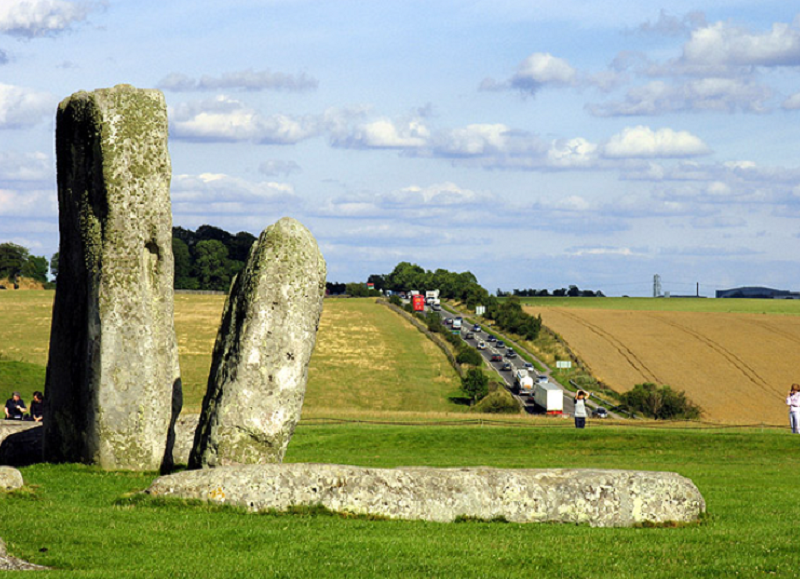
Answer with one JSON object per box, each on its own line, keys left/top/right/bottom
{"left": 526, "top": 305, "right": 799, "bottom": 425}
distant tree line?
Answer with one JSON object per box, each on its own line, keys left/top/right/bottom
{"left": 0, "top": 242, "right": 51, "bottom": 286}
{"left": 380, "top": 262, "right": 542, "bottom": 341}
{"left": 497, "top": 285, "right": 605, "bottom": 298}
{"left": 172, "top": 225, "right": 256, "bottom": 291}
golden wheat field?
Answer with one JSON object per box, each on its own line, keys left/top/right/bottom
{"left": 525, "top": 305, "right": 800, "bottom": 425}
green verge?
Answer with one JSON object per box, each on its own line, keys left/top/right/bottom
{"left": 1, "top": 425, "right": 798, "bottom": 578}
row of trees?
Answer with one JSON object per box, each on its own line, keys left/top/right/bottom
{"left": 172, "top": 226, "right": 257, "bottom": 291}
{"left": 379, "top": 262, "right": 542, "bottom": 341}
{"left": 0, "top": 242, "right": 51, "bottom": 285}
{"left": 498, "top": 286, "right": 605, "bottom": 298}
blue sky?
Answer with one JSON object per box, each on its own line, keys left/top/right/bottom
{"left": 2, "top": 1, "right": 800, "bottom": 296}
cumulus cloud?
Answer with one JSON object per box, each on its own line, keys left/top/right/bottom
{"left": 0, "top": 151, "right": 53, "bottom": 184}
{"left": 158, "top": 69, "right": 318, "bottom": 92}
{"left": 170, "top": 96, "right": 321, "bottom": 144}
{"left": 546, "top": 138, "right": 599, "bottom": 168}
{"left": 333, "top": 118, "right": 430, "bottom": 149}
{"left": 0, "top": 83, "right": 57, "bottom": 128}
{"left": 681, "top": 19, "right": 800, "bottom": 69}
{"left": 481, "top": 52, "right": 577, "bottom": 95}
{"left": 587, "top": 78, "right": 772, "bottom": 116}
{"left": 171, "top": 173, "right": 295, "bottom": 216}
{"left": 314, "top": 181, "right": 493, "bottom": 221}
{"left": 603, "top": 126, "right": 710, "bottom": 158}
{"left": 0, "top": 188, "right": 56, "bottom": 217}
{"left": 0, "top": 0, "right": 95, "bottom": 38}
{"left": 783, "top": 92, "right": 800, "bottom": 110}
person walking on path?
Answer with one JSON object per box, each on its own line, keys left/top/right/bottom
{"left": 574, "top": 390, "right": 589, "bottom": 429}
{"left": 786, "top": 384, "right": 800, "bottom": 434}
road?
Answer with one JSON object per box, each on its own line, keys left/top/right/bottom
{"left": 431, "top": 307, "right": 578, "bottom": 416}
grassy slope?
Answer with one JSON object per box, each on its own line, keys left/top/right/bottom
{"left": 1, "top": 425, "right": 797, "bottom": 578}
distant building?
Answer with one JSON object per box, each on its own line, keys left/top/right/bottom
{"left": 716, "top": 286, "right": 800, "bottom": 299}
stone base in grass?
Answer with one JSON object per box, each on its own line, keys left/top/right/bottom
{"left": 147, "top": 463, "right": 705, "bottom": 527}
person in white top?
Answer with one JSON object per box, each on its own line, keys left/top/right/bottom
{"left": 786, "top": 384, "right": 800, "bottom": 434}
{"left": 574, "top": 390, "right": 589, "bottom": 429}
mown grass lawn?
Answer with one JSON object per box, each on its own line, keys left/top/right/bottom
{"left": 2, "top": 424, "right": 798, "bottom": 578}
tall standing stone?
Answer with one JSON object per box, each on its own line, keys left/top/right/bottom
{"left": 189, "top": 217, "right": 326, "bottom": 468}
{"left": 44, "top": 84, "right": 182, "bottom": 471}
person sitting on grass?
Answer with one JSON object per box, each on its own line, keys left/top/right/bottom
{"left": 29, "top": 391, "right": 44, "bottom": 422}
{"left": 4, "top": 392, "right": 28, "bottom": 420}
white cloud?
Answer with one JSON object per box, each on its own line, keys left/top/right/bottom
{"left": 0, "top": 188, "right": 56, "bottom": 217}
{"left": 171, "top": 173, "right": 295, "bottom": 216}
{"left": 0, "top": 83, "right": 57, "bottom": 129}
{"left": 588, "top": 78, "right": 772, "bottom": 116}
{"left": 170, "top": 96, "right": 321, "bottom": 144}
{"left": 0, "top": 151, "right": 53, "bottom": 183}
{"left": 158, "top": 69, "right": 318, "bottom": 92}
{"left": 603, "top": 126, "right": 710, "bottom": 158}
{"left": 546, "top": 138, "right": 599, "bottom": 168}
{"left": 481, "top": 52, "right": 577, "bottom": 95}
{"left": 682, "top": 19, "right": 800, "bottom": 68}
{"left": 432, "top": 123, "right": 514, "bottom": 157}
{"left": 336, "top": 118, "right": 430, "bottom": 149}
{"left": 568, "top": 246, "right": 637, "bottom": 257}
{"left": 783, "top": 92, "right": 800, "bottom": 110}
{"left": 0, "top": 0, "right": 93, "bottom": 38}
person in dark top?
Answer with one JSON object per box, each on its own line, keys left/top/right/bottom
{"left": 29, "top": 391, "right": 44, "bottom": 422}
{"left": 4, "top": 392, "right": 27, "bottom": 420}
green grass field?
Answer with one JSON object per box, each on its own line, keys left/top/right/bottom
{"left": 1, "top": 425, "right": 798, "bottom": 578}
{"left": 518, "top": 296, "right": 800, "bottom": 315}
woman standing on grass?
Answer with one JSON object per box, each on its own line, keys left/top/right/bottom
{"left": 574, "top": 390, "right": 589, "bottom": 429}
{"left": 786, "top": 384, "right": 800, "bottom": 434}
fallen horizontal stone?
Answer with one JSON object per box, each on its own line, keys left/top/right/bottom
{"left": 147, "top": 463, "right": 705, "bottom": 527}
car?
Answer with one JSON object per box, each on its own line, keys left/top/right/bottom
{"left": 472, "top": 324, "right": 481, "bottom": 332}
{"left": 536, "top": 375, "right": 548, "bottom": 385}
{"left": 500, "top": 362, "right": 512, "bottom": 371}
{"left": 465, "top": 331, "right": 475, "bottom": 339}
{"left": 496, "top": 340, "right": 505, "bottom": 349}
{"left": 505, "top": 349, "right": 517, "bottom": 358}
{"left": 487, "top": 335, "right": 496, "bottom": 342}
{"left": 524, "top": 362, "right": 534, "bottom": 370}
{"left": 443, "top": 318, "right": 452, "bottom": 325}
{"left": 592, "top": 407, "right": 609, "bottom": 418}
{"left": 490, "top": 353, "right": 502, "bottom": 362}
{"left": 477, "top": 341, "right": 486, "bottom": 350}
{"left": 431, "top": 304, "right": 441, "bottom": 311}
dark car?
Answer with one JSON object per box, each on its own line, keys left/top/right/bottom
{"left": 500, "top": 362, "right": 512, "bottom": 371}
{"left": 505, "top": 349, "right": 517, "bottom": 358}
{"left": 465, "top": 332, "right": 475, "bottom": 339}
{"left": 443, "top": 318, "right": 452, "bottom": 325}
{"left": 472, "top": 324, "right": 481, "bottom": 332}
{"left": 592, "top": 407, "right": 609, "bottom": 418}
{"left": 490, "top": 354, "right": 502, "bottom": 362}
{"left": 487, "top": 335, "right": 496, "bottom": 342}
{"left": 496, "top": 341, "right": 505, "bottom": 349}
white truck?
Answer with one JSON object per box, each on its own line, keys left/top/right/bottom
{"left": 533, "top": 381, "right": 563, "bottom": 415}
{"left": 452, "top": 317, "right": 462, "bottom": 330}
{"left": 515, "top": 369, "right": 534, "bottom": 395}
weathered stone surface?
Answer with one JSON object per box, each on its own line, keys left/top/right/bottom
{"left": 0, "top": 422, "right": 42, "bottom": 467}
{"left": 0, "top": 466, "right": 23, "bottom": 491}
{"left": 148, "top": 463, "right": 706, "bottom": 527}
{"left": 189, "top": 218, "right": 326, "bottom": 468}
{"left": 45, "top": 84, "right": 182, "bottom": 471}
